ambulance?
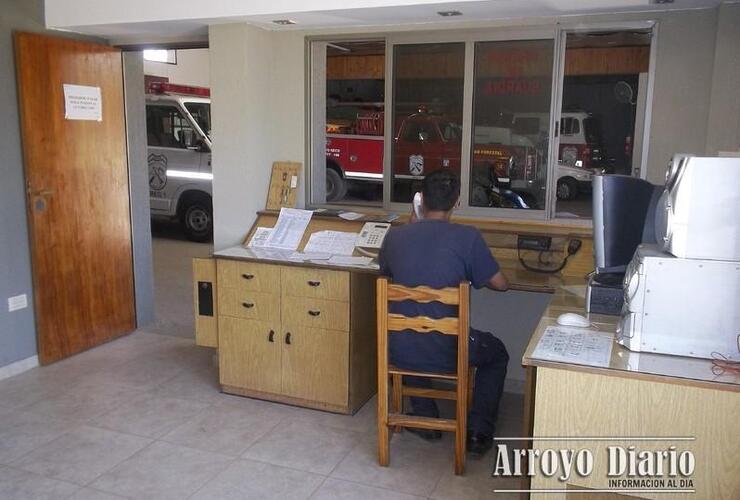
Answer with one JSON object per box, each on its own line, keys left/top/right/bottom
{"left": 145, "top": 82, "right": 213, "bottom": 241}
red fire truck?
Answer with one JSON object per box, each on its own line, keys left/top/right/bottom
{"left": 325, "top": 106, "right": 537, "bottom": 205}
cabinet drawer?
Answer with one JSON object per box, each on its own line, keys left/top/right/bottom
{"left": 282, "top": 297, "right": 349, "bottom": 331}
{"left": 281, "top": 267, "right": 349, "bottom": 302}
{"left": 219, "top": 289, "right": 280, "bottom": 322}
{"left": 217, "top": 259, "right": 281, "bottom": 293}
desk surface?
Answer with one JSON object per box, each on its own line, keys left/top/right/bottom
{"left": 522, "top": 282, "right": 740, "bottom": 392}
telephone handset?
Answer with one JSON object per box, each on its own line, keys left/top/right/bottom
{"left": 356, "top": 222, "right": 391, "bottom": 250}
{"left": 413, "top": 192, "right": 423, "bottom": 220}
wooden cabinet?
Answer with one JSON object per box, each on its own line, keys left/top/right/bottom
{"left": 195, "top": 257, "right": 377, "bottom": 414}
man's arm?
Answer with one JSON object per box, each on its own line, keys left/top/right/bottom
{"left": 488, "top": 270, "right": 509, "bottom": 291}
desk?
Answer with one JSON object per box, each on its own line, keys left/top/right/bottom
{"left": 522, "top": 285, "right": 740, "bottom": 499}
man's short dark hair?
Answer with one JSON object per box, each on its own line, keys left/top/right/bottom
{"left": 422, "top": 170, "right": 460, "bottom": 211}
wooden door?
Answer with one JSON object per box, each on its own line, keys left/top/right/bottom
{"left": 218, "top": 317, "right": 282, "bottom": 394}
{"left": 15, "top": 32, "right": 135, "bottom": 364}
{"left": 282, "top": 326, "right": 348, "bottom": 406}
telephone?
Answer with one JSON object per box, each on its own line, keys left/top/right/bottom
{"left": 413, "top": 192, "right": 423, "bottom": 220}
{"left": 356, "top": 222, "right": 391, "bottom": 250}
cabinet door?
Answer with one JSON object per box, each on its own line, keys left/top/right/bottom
{"left": 218, "top": 316, "right": 281, "bottom": 394}
{"left": 281, "top": 326, "right": 349, "bottom": 407}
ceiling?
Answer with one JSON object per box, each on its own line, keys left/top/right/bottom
{"left": 44, "top": 0, "right": 722, "bottom": 46}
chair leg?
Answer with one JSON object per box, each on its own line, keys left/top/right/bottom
{"left": 391, "top": 374, "right": 403, "bottom": 433}
{"left": 378, "top": 375, "right": 390, "bottom": 467}
{"left": 467, "top": 367, "right": 476, "bottom": 409}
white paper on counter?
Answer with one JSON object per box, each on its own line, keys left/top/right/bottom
{"left": 327, "top": 255, "right": 374, "bottom": 267}
{"left": 304, "top": 230, "right": 358, "bottom": 256}
{"left": 247, "top": 227, "right": 272, "bottom": 247}
{"left": 531, "top": 325, "right": 614, "bottom": 368}
{"left": 264, "top": 208, "right": 312, "bottom": 250}
{"left": 288, "top": 251, "right": 332, "bottom": 261}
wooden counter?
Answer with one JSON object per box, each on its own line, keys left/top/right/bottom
{"left": 521, "top": 284, "right": 740, "bottom": 499}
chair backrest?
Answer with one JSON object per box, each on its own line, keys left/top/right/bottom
{"left": 378, "top": 279, "right": 469, "bottom": 337}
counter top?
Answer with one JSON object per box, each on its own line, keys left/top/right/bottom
{"left": 522, "top": 283, "right": 740, "bottom": 392}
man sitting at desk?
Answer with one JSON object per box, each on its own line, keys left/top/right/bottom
{"left": 379, "top": 170, "right": 510, "bottom": 457}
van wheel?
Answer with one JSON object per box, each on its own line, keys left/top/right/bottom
{"left": 557, "top": 178, "right": 578, "bottom": 201}
{"left": 326, "top": 168, "right": 347, "bottom": 202}
{"left": 181, "top": 196, "right": 213, "bottom": 242}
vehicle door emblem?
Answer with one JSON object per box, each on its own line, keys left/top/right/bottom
{"left": 148, "top": 153, "right": 168, "bottom": 191}
{"left": 409, "top": 155, "right": 424, "bottom": 175}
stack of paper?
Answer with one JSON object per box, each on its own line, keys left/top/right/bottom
{"left": 303, "top": 231, "right": 358, "bottom": 256}
{"left": 245, "top": 208, "right": 312, "bottom": 251}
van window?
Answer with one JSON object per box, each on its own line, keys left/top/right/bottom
{"left": 146, "top": 105, "right": 197, "bottom": 148}
{"left": 184, "top": 102, "right": 211, "bottom": 138}
{"left": 560, "top": 117, "right": 580, "bottom": 136}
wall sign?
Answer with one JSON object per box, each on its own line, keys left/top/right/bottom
{"left": 63, "top": 84, "right": 102, "bottom": 121}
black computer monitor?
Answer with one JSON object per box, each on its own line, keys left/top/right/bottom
{"left": 592, "top": 175, "right": 663, "bottom": 276}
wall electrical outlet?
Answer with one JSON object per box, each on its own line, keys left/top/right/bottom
{"left": 8, "top": 294, "right": 28, "bottom": 312}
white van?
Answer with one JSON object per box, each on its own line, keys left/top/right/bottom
{"left": 146, "top": 84, "right": 213, "bottom": 241}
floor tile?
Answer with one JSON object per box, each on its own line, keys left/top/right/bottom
{"left": 67, "top": 487, "right": 128, "bottom": 499}
{"left": 310, "top": 478, "right": 426, "bottom": 500}
{"left": 148, "top": 366, "right": 223, "bottom": 404}
{"left": 331, "top": 432, "right": 452, "bottom": 497}
{"left": 90, "top": 441, "right": 233, "bottom": 500}
{"left": 243, "top": 420, "right": 361, "bottom": 475}
{"left": 161, "top": 399, "right": 286, "bottom": 456}
{"left": 429, "top": 451, "right": 522, "bottom": 500}
{"left": 19, "top": 383, "right": 143, "bottom": 422}
{"left": 12, "top": 425, "right": 151, "bottom": 486}
{"left": 0, "top": 465, "right": 80, "bottom": 500}
{"left": 0, "top": 410, "right": 76, "bottom": 465}
{"left": 191, "top": 459, "right": 325, "bottom": 500}
{"left": 93, "top": 393, "right": 210, "bottom": 438}
{"left": 294, "top": 396, "right": 377, "bottom": 435}
{"left": 0, "top": 372, "right": 65, "bottom": 411}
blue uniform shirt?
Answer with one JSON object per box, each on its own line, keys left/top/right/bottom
{"left": 378, "top": 219, "right": 500, "bottom": 372}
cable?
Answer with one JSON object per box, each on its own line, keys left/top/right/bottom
{"left": 710, "top": 334, "right": 740, "bottom": 376}
{"left": 518, "top": 239, "right": 582, "bottom": 274}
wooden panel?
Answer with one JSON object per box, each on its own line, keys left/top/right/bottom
{"left": 281, "top": 326, "right": 349, "bottom": 406}
{"left": 387, "top": 314, "right": 460, "bottom": 335}
{"left": 193, "top": 258, "right": 218, "bottom": 348}
{"left": 281, "top": 267, "right": 349, "bottom": 302}
{"left": 387, "top": 284, "right": 460, "bottom": 305}
{"left": 388, "top": 365, "right": 457, "bottom": 380}
{"left": 15, "top": 32, "right": 135, "bottom": 364}
{"left": 327, "top": 54, "right": 384, "bottom": 80}
{"left": 532, "top": 368, "right": 740, "bottom": 500}
{"left": 348, "top": 273, "right": 378, "bottom": 411}
{"left": 218, "top": 289, "right": 281, "bottom": 323}
{"left": 217, "top": 259, "right": 281, "bottom": 293}
{"left": 282, "top": 297, "right": 349, "bottom": 331}
{"left": 565, "top": 46, "right": 650, "bottom": 76}
{"left": 218, "top": 317, "right": 282, "bottom": 394}
{"left": 265, "top": 162, "right": 302, "bottom": 210}
{"left": 221, "top": 384, "right": 351, "bottom": 414}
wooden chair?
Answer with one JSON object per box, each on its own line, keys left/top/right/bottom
{"left": 376, "top": 277, "right": 472, "bottom": 475}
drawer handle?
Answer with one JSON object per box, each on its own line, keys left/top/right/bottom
{"left": 307, "top": 280, "right": 321, "bottom": 287}
{"left": 308, "top": 310, "right": 321, "bottom": 317}
{"left": 268, "top": 330, "right": 275, "bottom": 342}
{"left": 242, "top": 302, "right": 255, "bottom": 309}
{"left": 242, "top": 273, "right": 254, "bottom": 280}
{"left": 285, "top": 332, "right": 292, "bottom": 345}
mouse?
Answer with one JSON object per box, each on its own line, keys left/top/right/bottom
{"left": 556, "top": 312, "right": 592, "bottom": 328}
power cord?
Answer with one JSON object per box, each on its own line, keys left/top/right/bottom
{"left": 518, "top": 239, "right": 582, "bottom": 274}
{"left": 710, "top": 334, "right": 740, "bottom": 376}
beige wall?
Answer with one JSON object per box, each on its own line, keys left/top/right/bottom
{"left": 144, "top": 47, "right": 210, "bottom": 87}
{"left": 209, "top": 6, "right": 731, "bottom": 248}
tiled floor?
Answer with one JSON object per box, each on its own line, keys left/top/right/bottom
{"left": 0, "top": 330, "right": 525, "bottom": 499}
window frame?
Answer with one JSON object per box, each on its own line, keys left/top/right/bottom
{"left": 306, "top": 20, "right": 658, "bottom": 225}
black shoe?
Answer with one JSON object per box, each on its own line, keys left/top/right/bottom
{"left": 466, "top": 432, "right": 493, "bottom": 458}
{"left": 406, "top": 426, "right": 442, "bottom": 442}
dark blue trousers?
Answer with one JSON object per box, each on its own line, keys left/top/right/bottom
{"left": 401, "top": 330, "right": 509, "bottom": 437}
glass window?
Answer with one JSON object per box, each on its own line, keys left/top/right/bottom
{"left": 184, "top": 102, "right": 211, "bottom": 138}
{"left": 146, "top": 105, "right": 198, "bottom": 149}
{"left": 322, "top": 40, "right": 385, "bottom": 205}
{"left": 470, "top": 40, "right": 554, "bottom": 210}
{"left": 555, "top": 29, "right": 652, "bottom": 218}
{"left": 391, "top": 43, "right": 465, "bottom": 203}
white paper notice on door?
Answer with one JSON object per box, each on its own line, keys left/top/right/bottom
{"left": 63, "top": 84, "right": 102, "bottom": 121}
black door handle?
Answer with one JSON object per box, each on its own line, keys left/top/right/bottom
{"left": 307, "top": 280, "right": 321, "bottom": 287}
{"left": 268, "top": 330, "right": 275, "bottom": 342}
{"left": 285, "top": 332, "right": 292, "bottom": 344}
{"left": 242, "top": 302, "right": 254, "bottom": 309}
{"left": 242, "top": 273, "right": 254, "bottom": 280}
{"left": 308, "top": 310, "right": 321, "bottom": 317}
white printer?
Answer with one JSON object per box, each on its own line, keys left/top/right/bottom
{"left": 617, "top": 244, "right": 740, "bottom": 360}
